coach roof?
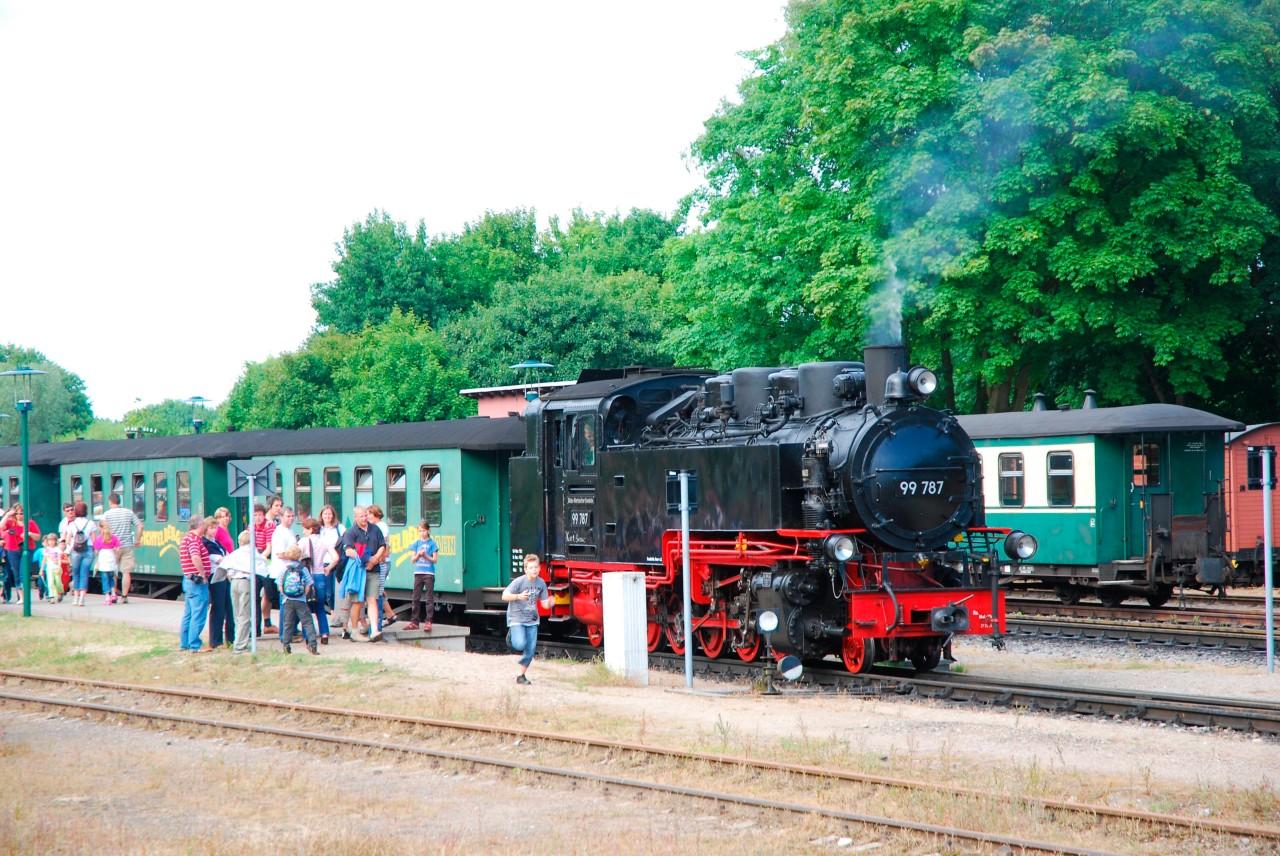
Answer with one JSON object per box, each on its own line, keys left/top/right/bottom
{"left": 958, "top": 404, "right": 1244, "bottom": 440}
{"left": 0, "top": 417, "right": 526, "bottom": 467}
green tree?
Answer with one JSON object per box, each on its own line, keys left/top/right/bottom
{"left": 220, "top": 331, "right": 350, "bottom": 431}
{"left": 120, "top": 399, "right": 213, "bottom": 436}
{"left": 444, "top": 267, "right": 674, "bottom": 389}
{"left": 333, "top": 309, "right": 473, "bottom": 425}
{"left": 427, "top": 208, "right": 545, "bottom": 314}
{"left": 671, "top": 0, "right": 1280, "bottom": 412}
{"left": 310, "top": 211, "right": 436, "bottom": 334}
{"left": 0, "top": 346, "right": 93, "bottom": 444}
{"left": 546, "top": 208, "right": 677, "bottom": 279}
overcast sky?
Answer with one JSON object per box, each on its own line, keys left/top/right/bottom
{"left": 0, "top": 1, "right": 786, "bottom": 420}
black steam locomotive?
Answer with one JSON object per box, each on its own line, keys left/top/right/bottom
{"left": 510, "top": 346, "right": 1035, "bottom": 672}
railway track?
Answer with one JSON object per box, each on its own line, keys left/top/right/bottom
{"left": 0, "top": 669, "right": 1275, "bottom": 855}
{"left": 509, "top": 637, "right": 1280, "bottom": 735}
{"left": 1005, "top": 613, "right": 1271, "bottom": 651}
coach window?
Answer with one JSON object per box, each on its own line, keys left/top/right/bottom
{"left": 7, "top": 477, "right": 18, "bottom": 509}
{"left": 110, "top": 474, "right": 124, "bottom": 507}
{"left": 71, "top": 476, "right": 83, "bottom": 508}
{"left": 323, "top": 468, "right": 342, "bottom": 511}
{"left": 387, "top": 467, "right": 407, "bottom": 525}
{"left": 420, "top": 466, "right": 442, "bottom": 527}
{"left": 177, "top": 471, "right": 191, "bottom": 521}
{"left": 294, "top": 469, "right": 312, "bottom": 519}
{"left": 1047, "top": 452, "right": 1075, "bottom": 507}
{"left": 154, "top": 472, "right": 168, "bottom": 522}
{"left": 1132, "top": 443, "right": 1160, "bottom": 487}
{"left": 132, "top": 473, "right": 146, "bottom": 521}
{"left": 90, "top": 475, "right": 104, "bottom": 516}
{"left": 354, "top": 467, "right": 373, "bottom": 509}
{"left": 998, "top": 453, "right": 1024, "bottom": 507}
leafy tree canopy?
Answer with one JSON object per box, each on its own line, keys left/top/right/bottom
{"left": 444, "top": 267, "right": 675, "bottom": 389}
{"left": 0, "top": 345, "right": 93, "bottom": 444}
{"left": 669, "top": 0, "right": 1280, "bottom": 413}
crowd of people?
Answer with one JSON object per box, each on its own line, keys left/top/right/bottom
{"left": 175, "top": 500, "right": 440, "bottom": 654}
{"left": 0, "top": 496, "right": 552, "bottom": 681}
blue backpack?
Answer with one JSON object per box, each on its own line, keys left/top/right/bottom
{"left": 281, "top": 564, "right": 306, "bottom": 599}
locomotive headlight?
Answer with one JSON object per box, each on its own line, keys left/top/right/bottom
{"left": 824, "top": 534, "right": 856, "bottom": 563}
{"left": 757, "top": 610, "right": 780, "bottom": 635}
{"left": 907, "top": 366, "right": 938, "bottom": 397}
{"left": 1004, "top": 530, "right": 1038, "bottom": 561}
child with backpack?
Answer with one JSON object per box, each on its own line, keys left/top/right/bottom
{"left": 274, "top": 544, "right": 318, "bottom": 655}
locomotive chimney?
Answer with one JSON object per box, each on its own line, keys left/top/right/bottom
{"left": 863, "top": 345, "right": 907, "bottom": 408}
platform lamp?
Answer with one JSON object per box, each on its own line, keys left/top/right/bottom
{"left": 186, "top": 395, "right": 210, "bottom": 434}
{"left": 1, "top": 366, "right": 46, "bottom": 618}
{"left": 510, "top": 360, "right": 554, "bottom": 401}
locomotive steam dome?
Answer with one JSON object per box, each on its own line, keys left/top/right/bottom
{"left": 844, "top": 406, "right": 982, "bottom": 550}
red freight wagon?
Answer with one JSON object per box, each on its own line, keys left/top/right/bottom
{"left": 1224, "top": 423, "right": 1280, "bottom": 580}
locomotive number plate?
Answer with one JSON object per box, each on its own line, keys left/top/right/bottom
{"left": 570, "top": 510, "right": 593, "bottom": 527}
{"left": 898, "top": 480, "right": 946, "bottom": 496}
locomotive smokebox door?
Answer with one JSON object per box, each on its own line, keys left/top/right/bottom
{"left": 930, "top": 604, "right": 970, "bottom": 633}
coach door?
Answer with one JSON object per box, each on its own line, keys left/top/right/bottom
{"left": 1129, "top": 436, "right": 1164, "bottom": 559}
{"left": 561, "top": 411, "right": 598, "bottom": 559}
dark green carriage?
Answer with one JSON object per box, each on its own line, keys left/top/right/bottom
{"left": 959, "top": 403, "right": 1243, "bottom": 605}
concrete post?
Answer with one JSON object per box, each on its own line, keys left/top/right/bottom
{"left": 602, "top": 571, "right": 648, "bottom": 686}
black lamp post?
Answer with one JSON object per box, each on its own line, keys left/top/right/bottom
{"left": 1, "top": 367, "right": 46, "bottom": 618}
{"left": 186, "top": 395, "right": 209, "bottom": 434}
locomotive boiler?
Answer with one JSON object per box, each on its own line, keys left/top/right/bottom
{"left": 509, "top": 345, "right": 1036, "bottom": 672}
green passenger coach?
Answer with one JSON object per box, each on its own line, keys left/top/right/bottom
{"left": 958, "top": 400, "right": 1244, "bottom": 606}
{"left": 0, "top": 418, "right": 524, "bottom": 609}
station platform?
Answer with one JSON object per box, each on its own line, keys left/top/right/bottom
{"left": 0, "top": 592, "right": 469, "bottom": 652}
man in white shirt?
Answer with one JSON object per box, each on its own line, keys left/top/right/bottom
{"left": 267, "top": 507, "right": 297, "bottom": 636}
{"left": 219, "top": 530, "right": 266, "bottom": 654}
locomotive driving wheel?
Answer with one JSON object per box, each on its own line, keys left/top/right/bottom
{"left": 910, "top": 642, "right": 942, "bottom": 673}
{"left": 839, "top": 637, "right": 880, "bottom": 670}
{"left": 647, "top": 619, "right": 663, "bottom": 652}
{"left": 586, "top": 623, "right": 603, "bottom": 647}
{"left": 841, "top": 637, "right": 876, "bottom": 674}
{"left": 663, "top": 593, "right": 686, "bottom": 655}
{"left": 734, "top": 633, "right": 760, "bottom": 662}
{"left": 696, "top": 625, "right": 726, "bottom": 658}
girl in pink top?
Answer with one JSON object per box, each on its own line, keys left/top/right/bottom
{"left": 93, "top": 525, "right": 121, "bottom": 604}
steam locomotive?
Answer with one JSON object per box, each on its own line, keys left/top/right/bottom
{"left": 510, "top": 346, "right": 1037, "bottom": 673}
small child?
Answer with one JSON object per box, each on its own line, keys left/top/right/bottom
{"left": 93, "top": 522, "right": 121, "bottom": 604}
{"left": 39, "top": 534, "right": 64, "bottom": 603}
{"left": 275, "top": 544, "right": 318, "bottom": 655}
{"left": 404, "top": 521, "right": 438, "bottom": 631}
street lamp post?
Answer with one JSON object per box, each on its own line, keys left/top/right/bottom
{"left": 1, "top": 367, "right": 46, "bottom": 618}
{"left": 186, "top": 395, "right": 210, "bottom": 433}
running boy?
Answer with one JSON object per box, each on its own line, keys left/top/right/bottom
{"left": 501, "top": 553, "right": 554, "bottom": 685}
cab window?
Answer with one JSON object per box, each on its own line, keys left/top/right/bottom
{"left": 571, "top": 414, "right": 596, "bottom": 470}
